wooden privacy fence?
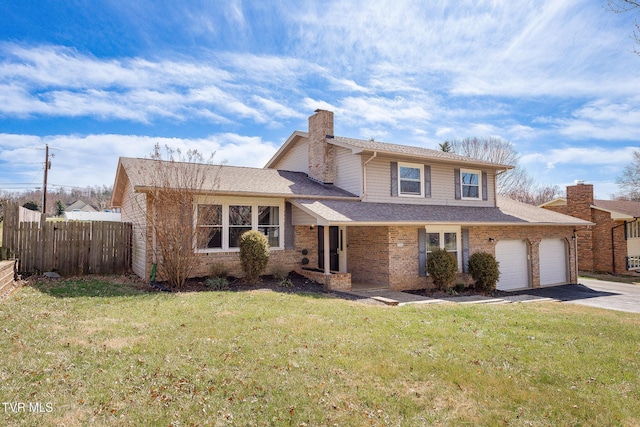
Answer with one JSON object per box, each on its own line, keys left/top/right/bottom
{"left": 2, "top": 202, "right": 132, "bottom": 276}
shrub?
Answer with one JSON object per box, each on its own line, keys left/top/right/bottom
{"left": 279, "top": 278, "right": 294, "bottom": 288}
{"left": 468, "top": 252, "right": 500, "bottom": 293}
{"left": 426, "top": 248, "right": 458, "bottom": 291}
{"left": 270, "top": 263, "right": 290, "bottom": 281}
{"left": 239, "top": 230, "right": 270, "bottom": 284}
{"left": 209, "top": 262, "right": 229, "bottom": 279}
{"left": 205, "top": 277, "right": 229, "bottom": 290}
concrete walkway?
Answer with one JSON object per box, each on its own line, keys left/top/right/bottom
{"left": 342, "top": 279, "right": 640, "bottom": 313}
{"left": 341, "top": 289, "right": 555, "bottom": 307}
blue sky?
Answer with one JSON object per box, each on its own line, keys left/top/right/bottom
{"left": 0, "top": 0, "right": 638, "bottom": 199}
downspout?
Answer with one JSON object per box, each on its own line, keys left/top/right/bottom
{"left": 614, "top": 218, "right": 639, "bottom": 273}
{"left": 573, "top": 229, "right": 578, "bottom": 282}
{"left": 362, "top": 151, "right": 377, "bottom": 198}
{"left": 611, "top": 220, "right": 632, "bottom": 274}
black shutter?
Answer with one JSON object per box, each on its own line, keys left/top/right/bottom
{"left": 418, "top": 228, "right": 427, "bottom": 277}
{"left": 482, "top": 171, "right": 488, "bottom": 201}
{"left": 390, "top": 161, "right": 398, "bottom": 197}
{"left": 454, "top": 168, "right": 461, "bottom": 200}
{"left": 284, "top": 202, "right": 294, "bottom": 250}
{"left": 424, "top": 165, "right": 431, "bottom": 198}
{"left": 462, "top": 227, "right": 470, "bottom": 273}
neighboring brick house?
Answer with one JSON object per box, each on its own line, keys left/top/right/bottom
{"left": 111, "top": 110, "right": 590, "bottom": 291}
{"left": 541, "top": 183, "right": 640, "bottom": 274}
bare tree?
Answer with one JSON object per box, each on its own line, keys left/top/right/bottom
{"left": 607, "top": 0, "right": 640, "bottom": 55}
{"left": 449, "top": 137, "right": 560, "bottom": 205}
{"left": 137, "top": 143, "right": 220, "bottom": 290}
{"left": 615, "top": 148, "right": 640, "bottom": 200}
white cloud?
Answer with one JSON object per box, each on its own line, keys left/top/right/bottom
{"left": 0, "top": 132, "right": 279, "bottom": 191}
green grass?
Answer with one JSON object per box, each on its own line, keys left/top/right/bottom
{"left": 1, "top": 278, "right": 639, "bottom": 426}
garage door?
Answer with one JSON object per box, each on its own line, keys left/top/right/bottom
{"left": 539, "top": 238, "right": 568, "bottom": 286}
{"left": 495, "top": 240, "right": 529, "bottom": 291}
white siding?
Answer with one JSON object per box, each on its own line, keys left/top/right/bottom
{"left": 291, "top": 205, "right": 317, "bottom": 225}
{"left": 363, "top": 156, "right": 496, "bottom": 206}
{"left": 628, "top": 238, "right": 640, "bottom": 257}
{"left": 121, "top": 177, "right": 148, "bottom": 280}
{"left": 334, "top": 146, "right": 362, "bottom": 195}
{"left": 272, "top": 139, "right": 308, "bottom": 172}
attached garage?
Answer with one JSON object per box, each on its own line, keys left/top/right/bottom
{"left": 495, "top": 240, "right": 530, "bottom": 291}
{"left": 539, "top": 238, "right": 569, "bottom": 286}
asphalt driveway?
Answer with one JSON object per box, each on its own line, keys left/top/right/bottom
{"left": 509, "top": 278, "right": 640, "bottom": 314}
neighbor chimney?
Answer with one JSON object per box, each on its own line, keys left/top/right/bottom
{"left": 307, "top": 109, "right": 336, "bottom": 184}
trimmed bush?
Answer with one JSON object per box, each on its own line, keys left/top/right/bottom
{"left": 468, "top": 252, "right": 500, "bottom": 293}
{"left": 426, "top": 248, "right": 458, "bottom": 291}
{"left": 239, "top": 230, "right": 270, "bottom": 284}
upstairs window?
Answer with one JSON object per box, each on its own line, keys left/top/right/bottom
{"left": 398, "top": 162, "right": 423, "bottom": 197}
{"left": 461, "top": 169, "right": 481, "bottom": 199}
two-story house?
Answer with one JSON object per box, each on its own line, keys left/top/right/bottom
{"left": 111, "top": 110, "right": 590, "bottom": 291}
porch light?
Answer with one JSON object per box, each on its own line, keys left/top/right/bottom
{"left": 488, "top": 237, "right": 495, "bottom": 242}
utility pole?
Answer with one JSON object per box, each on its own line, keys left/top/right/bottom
{"left": 42, "top": 144, "right": 50, "bottom": 215}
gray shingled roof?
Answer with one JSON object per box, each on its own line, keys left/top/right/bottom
{"left": 594, "top": 199, "right": 640, "bottom": 218}
{"left": 290, "top": 196, "right": 592, "bottom": 226}
{"left": 331, "top": 136, "right": 512, "bottom": 169}
{"left": 117, "top": 157, "right": 357, "bottom": 198}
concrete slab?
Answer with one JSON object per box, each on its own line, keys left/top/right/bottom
{"left": 343, "top": 289, "right": 445, "bottom": 306}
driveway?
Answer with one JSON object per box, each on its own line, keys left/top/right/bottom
{"left": 509, "top": 278, "right": 640, "bottom": 314}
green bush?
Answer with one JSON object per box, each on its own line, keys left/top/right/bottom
{"left": 468, "top": 252, "right": 500, "bottom": 293}
{"left": 279, "top": 278, "right": 294, "bottom": 288}
{"left": 426, "top": 248, "right": 458, "bottom": 291}
{"left": 239, "top": 230, "right": 270, "bottom": 284}
{"left": 205, "top": 277, "right": 229, "bottom": 290}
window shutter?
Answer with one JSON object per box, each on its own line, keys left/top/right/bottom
{"left": 284, "top": 202, "right": 295, "bottom": 250}
{"left": 454, "top": 168, "right": 461, "bottom": 200}
{"left": 482, "top": 171, "right": 488, "bottom": 201}
{"left": 390, "top": 161, "right": 398, "bottom": 197}
{"left": 462, "top": 227, "right": 470, "bottom": 273}
{"left": 424, "top": 165, "right": 431, "bottom": 198}
{"left": 418, "top": 228, "right": 427, "bottom": 277}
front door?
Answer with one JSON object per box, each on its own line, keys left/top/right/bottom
{"left": 318, "top": 226, "right": 339, "bottom": 271}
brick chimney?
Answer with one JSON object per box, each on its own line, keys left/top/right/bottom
{"left": 566, "top": 182, "right": 594, "bottom": 222}
{"left": 307, "top": 109, "right": 336, "bottom": 184}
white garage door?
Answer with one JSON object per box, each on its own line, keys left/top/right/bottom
{"left": 495, "top": 240, "right": 529, "bottom": 291}
{"left": 539, "top": 238, "right": 568, "bottom": 287}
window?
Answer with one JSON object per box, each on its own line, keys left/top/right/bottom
{"left": 425, "top": 228, "right": 461, "bottom": 270}
{"left": 628, "top": 221, "right": 640, "bottom": 239}
{"left": 399, "top": 162, "right": 423, "bottom": 197}
{"left": 197, "top": 204, "right": 222, "bottom": 249}
{"left": 229, "top": 205, "right": 252, "bottom": 248}
{"left": 195, "top": 198, "right": 283, "bottom": 252}
{"left": 461, "top": 169, "right": 480, "bottom": 199}
{"left": 258, "top": 206, "right": 280, "bottom": 247}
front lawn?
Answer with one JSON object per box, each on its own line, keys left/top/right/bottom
{"left": 1, "top": 277, "right": 639, "bottom": 426}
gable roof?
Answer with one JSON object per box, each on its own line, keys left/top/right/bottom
{"left": 111, "top": 157, "right": 357, "bottom": 207}
{"left": 593, "top": 199, "right": 640, "bottom": 219}
{"left": 265, "top": 132, "right": 513, "bottom": 170}
{"left": 290, "top": 196, "right": 592, "bottom": 226}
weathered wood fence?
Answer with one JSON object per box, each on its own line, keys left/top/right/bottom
{"left": 2, "top": 202, "right": 132, "bottom": 276}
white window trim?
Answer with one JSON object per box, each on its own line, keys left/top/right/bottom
{"left": 461, "top": 168, "right": 481, "bottom": 200}
{"left": 194, "top": 196, "right": 285, "bottom": 253}
{"left": 425, "top": 226, "right": 462, "bottom": 271}
{"left": 398, "top": 162, "right": 424, "bottom": 198}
